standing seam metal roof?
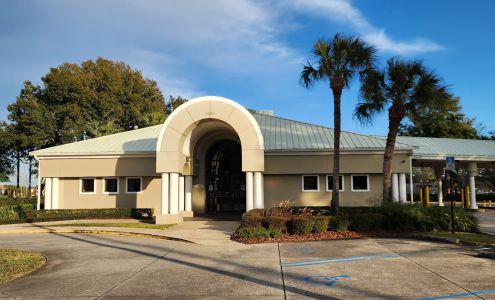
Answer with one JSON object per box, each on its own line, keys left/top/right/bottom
{"left": 30, "top": 112, "right": 433, "bottom": 156}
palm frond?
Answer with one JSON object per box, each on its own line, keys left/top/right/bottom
{"left": 299, "top": 62, "right": 319, "bottom": 88}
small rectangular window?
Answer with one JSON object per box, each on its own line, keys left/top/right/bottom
{"left": 104, "top": 178, "right": 119, "bottom": 194}
{"left": 351, "top": 175, "right": 369, "bottom": 192}
{"left": 302, "top": 175, "right": 319, "bottom": 192}
{"left": 81, "top": 178, "right": 95, "bottom": 194}
{"left": 126, "top": 177, "right": 142, "bottom": 193}
{"left": 326, "top": 175, "right": 344, "bottom": 192}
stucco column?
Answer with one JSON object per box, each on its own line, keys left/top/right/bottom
{"left": 45, "top": 177, "right": 52, "bottom": 210}
{"left": 178, "top": 175, "right": 185, "bottom": 212}
{"left": 468, "top": 162, "right": 478, "bottom": 209}
{"left": 51, "top": 178, "right": 59, "bottom": 209}
{"left": 392, "top": 173, "right": 399, "bottom": 202}
{"left": 246, "top": 172, "right": 254, "bottom": 211}
{"left": 169, "top": 173, "right": 179, "bottom": 214}
{"left": 37, "top": 177, "right": 41, "bottom": 210}
{"left": 254, "top": 172, "right": 263, "bottom": 209}
{"left": 434, "top": 167, "right": 444, "bottom": 206}
{"left": 399, "top": 173, "right": 407, "bottom": 203}
{"left": 161, "top": 173, "right": 169, "bottom": 215}
{"left": 185, "top": 176, "right": 192, "bottom": 211}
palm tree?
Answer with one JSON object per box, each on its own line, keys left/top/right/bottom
{"left": 355, "top": 58, "right": 448, "bottom": 201}
{"left": 300, "top": 34, "right": 376, "bottom": 211}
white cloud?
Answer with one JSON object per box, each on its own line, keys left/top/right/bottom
{"left": 285, "top": 0, "right": 444, "bottom": 54}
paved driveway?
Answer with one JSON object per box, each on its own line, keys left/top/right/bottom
{"left": 477, "top": 209, "right": 495, "bottom": 235}
{"left": 0, "top": 232, "right": 494, "bottom": 299}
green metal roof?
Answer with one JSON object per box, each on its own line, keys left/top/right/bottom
{"left": 31, "top": 125, "right": 163, "bottom": 156}
{"left": 252, "top": 113, "right": 412, "bottom": 151}
{"left": 32, "top": 111, "right": 495, "bottom": 158}
{"left": 395, "top": 136, "right": 495, "bottom": 158}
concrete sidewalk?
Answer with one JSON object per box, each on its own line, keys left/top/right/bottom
{"left": 0, "top": 219, "right": 243, "bottom": 247}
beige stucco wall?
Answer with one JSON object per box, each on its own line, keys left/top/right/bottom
{"left": 265, "top": 152, "right": 411, "bottom": 174}
{"left": 264, "top": 174, "right": 384, "bottom": 208}
{"left": 58, "top": 177, "right": 161, "bottom": 213}
{"left": 39, "top": 157, "right": 158, "bottom": 178}
{"left": 39, "top": 151, "right": 412, "bottom": 211}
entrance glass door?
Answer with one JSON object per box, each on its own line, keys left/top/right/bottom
{"left": 206, "top": 140, "right": 245, "bottom": 214}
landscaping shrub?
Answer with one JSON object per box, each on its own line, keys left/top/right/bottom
{"left": 243, "top": 209, "right": 266, "bottom": 218}
{"left": 240, "top": 215, "right": 264, "bottom": 228}
{"left": 237, "top": 226, "right": 281, "bottom": 238}
{"left": 330, "top": 216, "right": 350, "bottom": 232}
{"left": 263, "top": 216, "right": 289, "bottom": 233}
{"left": 312, "top": 216, "right": 331, "bottom": 233}
{"left": 290, "top": 217, "right": 315, "bottom": 234}
{"left": 374, "top": 203, "right": 478, "bottom": 233}
{"left": 348, "top": 213, "right": 385, "bottom": 231}
{"left": 16, "top": 208, "right": 153, "bottom": 223}
{"left": 0, "top": 206, "right": 20, "bottom": 220}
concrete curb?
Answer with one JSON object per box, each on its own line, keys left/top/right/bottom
{"left": 0, "top": 228, "right": 195, "bottom": 244}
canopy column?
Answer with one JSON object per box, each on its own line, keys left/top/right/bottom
{"left": 468, "top": 162, "right": 478, "bottom": 210}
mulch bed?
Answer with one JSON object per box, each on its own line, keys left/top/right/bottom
{"left": 231, "top": 230, "right": 405, "bottom": 244}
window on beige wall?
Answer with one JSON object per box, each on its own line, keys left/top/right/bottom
{"left": 302, "top": 175, "right": 319, "bottom": 192}
{"left": 351, "top": 175, "right": 370, "bottom": 192}
{"left": 103, "top": 178, "right": 119, "bottom": 194}
{"left": 80, "top": 178, "right": 95, "bottom": 194}
{"left": 326, "top": 175, "right": 344, "bottom": 192}
{"left": 126, "top": 177, "right": 142, "bottom": 193}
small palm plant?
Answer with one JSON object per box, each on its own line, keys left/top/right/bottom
{"left": 355, "top": 58, "right": 449, "bottom": 201}
{"left": 300, "top": 34, "right": 376, "bottom": 211}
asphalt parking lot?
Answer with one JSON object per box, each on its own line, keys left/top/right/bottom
{"left": 0, "top": 233, "right": 494, "bottom": 299}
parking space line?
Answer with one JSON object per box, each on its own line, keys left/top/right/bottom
{"left": 418, "top": 288, "right": 495, "bottom": 299}
{"left": 282, "top": 252, "right": 408, "bottom": 267}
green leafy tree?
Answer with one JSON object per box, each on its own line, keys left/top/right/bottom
{"left": 300, "top": 34, "right": 376, "bottom": 210}
{"left": 166, "top": 96, "right": 188, "bottom": 114}
{"left": 0, "top": 122, "right": 14, "bottom": 182}
{"left": 7, "top": 81, "right": 55, "bottom": 189}
{"left": 355, "top": 58, "right": 449, "bottom": 201}
{"left": 400, "top": 95, "right": 477, "bottom": 138}
{"left": 40, "top": 57, "right": 166, "bottom": 143}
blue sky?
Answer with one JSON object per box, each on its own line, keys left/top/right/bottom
{"left": 1, "top": 0, "right": 494, "bottom": 138}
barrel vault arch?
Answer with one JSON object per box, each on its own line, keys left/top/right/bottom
{"left": 155, "top": 96, "right": 265, "bottom": 174}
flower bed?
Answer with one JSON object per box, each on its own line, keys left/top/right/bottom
{"left": 232, "top": 201, "right": 479, "bottom": 244}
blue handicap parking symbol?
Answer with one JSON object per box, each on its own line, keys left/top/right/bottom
{"left": 304, "top": 275, "right": 351, "bottom": 287}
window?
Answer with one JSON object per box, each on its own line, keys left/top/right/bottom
{"left": 302, "top": 175, "right": 319, "bottom": 192}
{"left": 326, "top": 175, "right": 344, "bottom": 192}
{"left": 351, "top": 175, "right": 370, "bottom": 192}
{"left": 80, "top": 178, "right": 95, "bottom": 194}
{"left": 126, "top": 177, "right": 142, "bottom": 193}
{"left": 103, "top": 178, "right": 119, "bottom": 194}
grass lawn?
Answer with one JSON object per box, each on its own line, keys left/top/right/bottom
{"left": 49, "top": 222, "right": 175, "bottom": 230}
{"left": 0, "top": 249, "right": 46, "bottom": 284}
{"left": 417, "top": 231, "right": 495, "bottom": 246}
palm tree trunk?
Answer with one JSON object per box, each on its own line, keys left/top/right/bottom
{"left": 332, "top": 87, "right": 342, "bottom": 211}
{"left": 383, "top": 107, "right": 401, "bottom": 201}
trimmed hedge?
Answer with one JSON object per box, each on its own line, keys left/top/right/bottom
{"left": 237, "top": 226, "right": 282, "bottom": 238}
{"left": 240, "top": 216, "right": 264, "bottom": 228}
{"left": 348, "top": 213, "right": 385, "bottom": 231}
{"left": 0, "top": 203, "right": 36, "bottom": 220}
{"left": 0, "top": 208, "right": 153, "bottom": 224}
{"left": 290, "top": 217, "right": 315, "bottom": 234}
{"left": 264, "top": 216, "right": 289, "bottom": 233}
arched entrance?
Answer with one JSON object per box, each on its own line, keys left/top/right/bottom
{"left": 205, "top": 140, "right": 245, "bottom": 214}
{"left": 155, "top": 96, "right": 265, "bottom": 223}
